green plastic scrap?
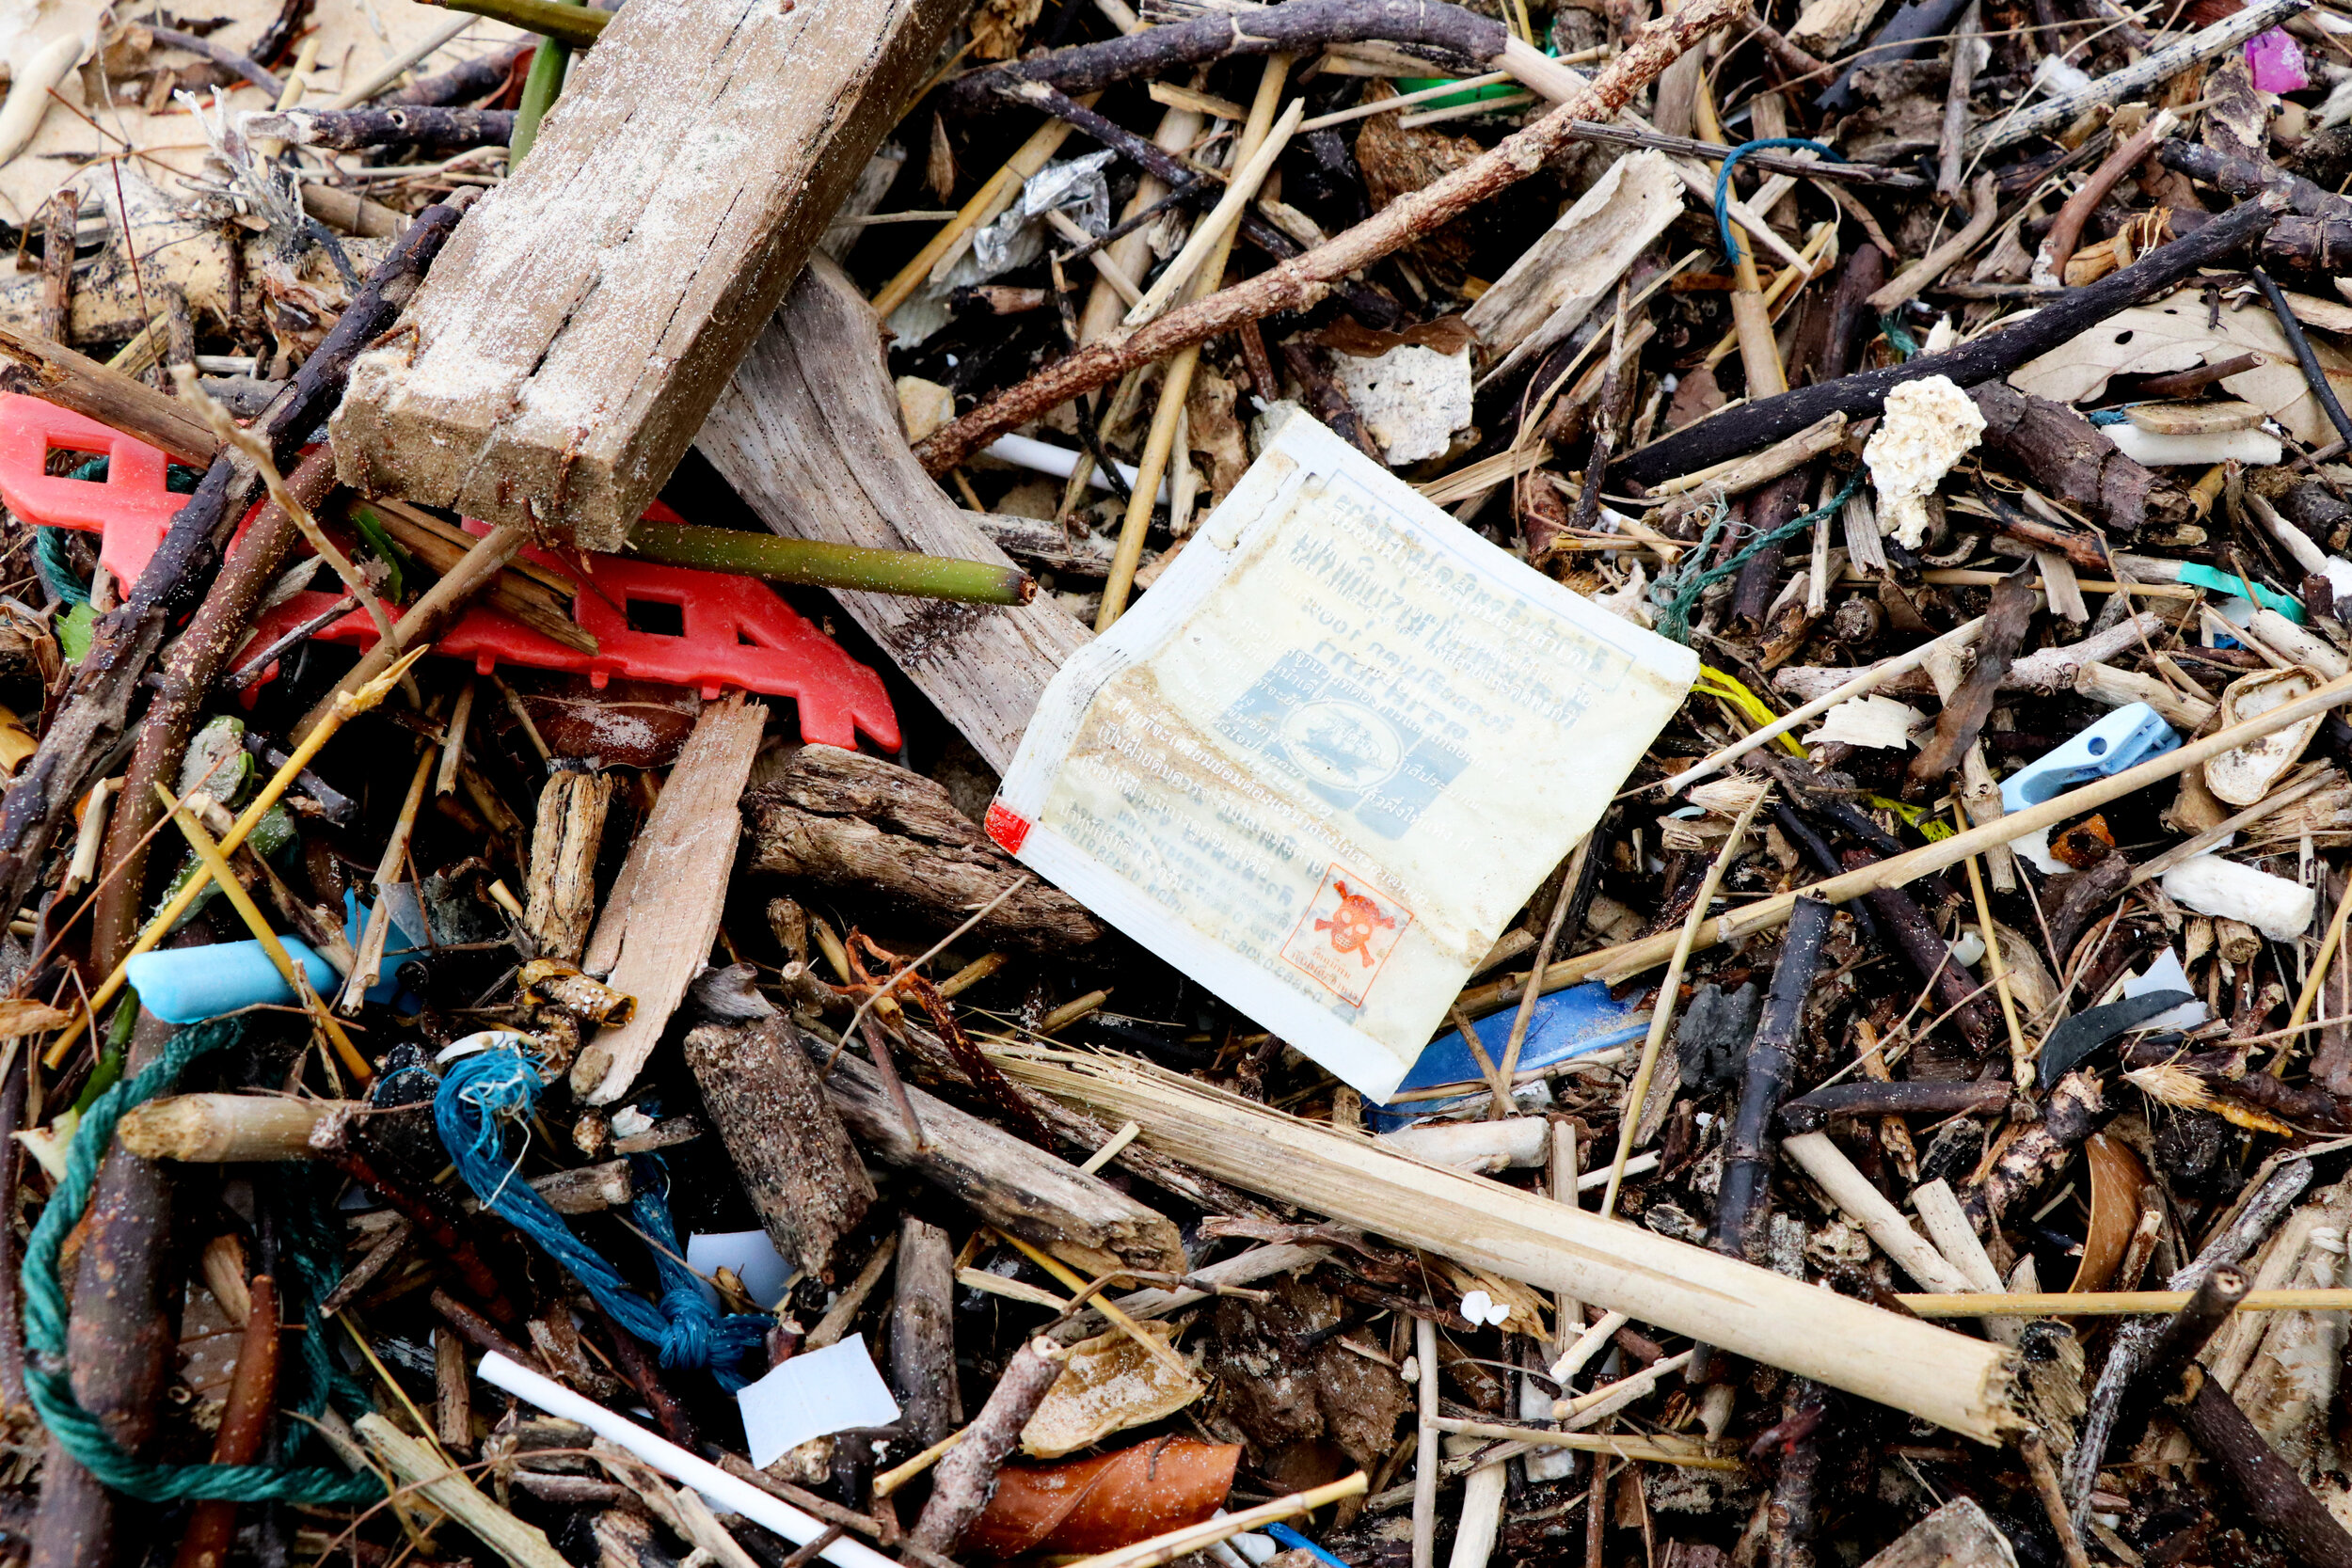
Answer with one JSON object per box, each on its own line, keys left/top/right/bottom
{"left": 2174, "top": 563, "right": 2305, "bottom": 624}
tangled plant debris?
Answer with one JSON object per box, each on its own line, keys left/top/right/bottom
{"left": 27, "top": 0, "right": 2352, "bottom": 1567}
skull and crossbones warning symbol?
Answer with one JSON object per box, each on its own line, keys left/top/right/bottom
{"left": 1314, "top": 880, "right": 1396, "bottom": 967}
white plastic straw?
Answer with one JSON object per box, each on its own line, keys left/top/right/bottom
{"left": 476, "top": 1352, "right": 896, "bottom": 1568}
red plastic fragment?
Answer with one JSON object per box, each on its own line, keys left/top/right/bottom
{"left": 0, "top": 394, "right": 900, "bottom": 751}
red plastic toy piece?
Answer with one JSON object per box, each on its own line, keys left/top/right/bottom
{"left": 0, "top": 393, "right": 900, "bottom": 752}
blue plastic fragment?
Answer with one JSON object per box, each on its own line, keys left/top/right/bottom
{"left": 1998, "top": 701, "right": 2180, "bottom": 815}
{"left": 125, "top": 937, "right": 339, "bottom": 1023}
{"left": 1370, "top": 981, "right": 1647, "bottom": 1132}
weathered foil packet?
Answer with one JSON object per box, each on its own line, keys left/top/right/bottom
{"left": 988, "top": 412, "right": 1696, "bottom": 1101}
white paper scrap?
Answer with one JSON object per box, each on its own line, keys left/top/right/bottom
{"left": 688, "top": 1230, "right": 794, "bottom": 1310}
{"left": 988, "top": 411, "right": 1696, "bottom": 1101}
{"left": 736, "top": 1335, "right": 901, "bottom": 1469}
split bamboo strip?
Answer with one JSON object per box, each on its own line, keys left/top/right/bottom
{"left": 1431, "top": 1419, "right": 1742, "bottom": 1469}
{"left": 1060, "top": 1476, "right": 1368, "bottom": 1568}
{"left": 995, "top": 1051, "right": 2023, "bottom": 1442}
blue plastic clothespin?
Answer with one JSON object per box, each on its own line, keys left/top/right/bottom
{"left": 1998, "top": 702, "right": 2180, "bottom": 815}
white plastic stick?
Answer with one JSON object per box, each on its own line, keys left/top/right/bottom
{"left": 476, "top": 1353, "right": 896, "bottom": 1568}
{"left": 983, "top": 433, "right": 1164, "bottom": 500}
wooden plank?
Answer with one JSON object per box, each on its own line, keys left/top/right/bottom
{"left": 571, "top": 694, "right": 766, "bottom": 1104}
{"left": 697, "top": 259, "right": 1092, "bottom": 774}
{"left": 331, "top": 0, "right": 963, "bottom": 552}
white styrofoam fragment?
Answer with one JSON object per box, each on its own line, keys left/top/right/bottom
{"left": 1863, "top": 376, "right": 1985, "bottom": 547}
{"left": 1329, "top": 344, "right": 1474, "bottom": 466}
{"left": 736, "top": 1335, "right": 901, "bottom": 1469}
{"left": 2160, "top": 855, "right": 2316, "bottom": 942}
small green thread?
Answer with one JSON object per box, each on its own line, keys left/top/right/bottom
{"left": 1649, "top": 467, "right": 1866, "bottom": 644}
{"left": 23, "top": 1019, "right": 381, "bottom": 1505}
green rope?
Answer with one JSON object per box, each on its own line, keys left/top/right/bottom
{"left": 22, "top": 1019, "right": 381, "bottom": 1505}
{"left": 1649, "top": 467, "right": 1866, "bottom": 644}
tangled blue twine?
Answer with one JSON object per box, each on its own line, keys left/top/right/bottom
{"left": 435, "top": 1047, "right": 770, "bottom": 1389}
{"left": 21, "top": 1018, "right": 380, "bottom": 1503}
{"left": 1715, "top": 139, "right": 1845, "bottom": 261}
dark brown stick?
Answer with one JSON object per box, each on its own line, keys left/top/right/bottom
{"left": 913, "top": 0, "right": 1750, "bottom": 476}
{"left": 1779, "top": 1080, "right": 2008, "bottom": 1132}
{"left": 88, "top": 448, "right": 331, "bottom": 976}
{"left": 171, "top": 1275, "right": 279, "bottom": 1568}
{"left": 1715, "top": 897, "right": 1832, "bottom": 1264}
{"left": 390, "top": 39, "right": 533, "bottom": 104}
{"left": 1611, "top": 193, "right": 2286, "bottom": 488}
{"left": 946, "top": 0, "right": 1508, "bottom": 113}
{"left": 910, "top": 1339, "right": 1065, "bottom": 1552}
{"left": 2184, "top": 1379, "right": 2352, "bottom": 1568}
{"left": 28, "top": 1009, "right": 184, "bottom": 1568}
{"left": 249, "top": 105, "right": 517, "bottom": 150}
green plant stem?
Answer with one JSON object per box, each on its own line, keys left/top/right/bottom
{"left": 510, "top": 34, "right": 572, "bottom": 163}
{"left": 430, "top": 0, "right": 606, "bottom": 49}
{"left": 625, "top": 521, "right": 1036, "bottom": 606}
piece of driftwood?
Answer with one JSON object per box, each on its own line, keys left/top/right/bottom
{"left": 331, "top": 0, "right": 966, "bottom": 550}
{"left": 1968, "top": 385, "right": 2188, "bottom": 532}
{"left": 743, "top": 746, "right": 1104, "bottom": 952}
{"left": 573, "top": 696, "right": 767, "bottom": 1105}
{"left": 698, "top": 260, "right": 1091, "bottom": 773}
{"left": 893, "top": 1217, "right": 960, "bottom": 1450}
{"left": 525, "top": 770, "right": 616, "bottom": 964}
{"left": 0, "top": 325, "right": 218, "bottom": 467}
{"left": 825, "top": 1047, "right": 1185, "bottom": 1277}
{"left": 999, "top": 1052, "right": 2021, "bottom": 1441}
{"left": 683, "top": 1017, "right": 873, "bottom": 1282}
{"left": 117, "top": 1093, "right": 334, "bottom": 1161}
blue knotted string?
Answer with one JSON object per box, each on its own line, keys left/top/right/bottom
{"left": 1715, "top": 138, "right": 1845, "bottom": 261}
{"left": 435, "top": 1047, "right": 771, "bottom": 1388}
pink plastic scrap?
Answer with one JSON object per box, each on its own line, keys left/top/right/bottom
{"left": 0, "top": 393, "right": 901, "bottom": 752}
{"left": 2248, "top": 28, "right": 2309, "bottom": 94}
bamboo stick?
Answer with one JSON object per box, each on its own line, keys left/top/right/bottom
{"left": 996, "top": 1051, "right": 2024, "bottom": 1442}
{"left": 1061, "top": 1476, "right": 1368, "bottom": 1568}
{"left": 1431, "top": 1419, "right": 1742, "bottom": 1469}
{"left": 1509, "top": 669, "right": 2352, "bottom": 1002}
{"left": 1903, "top": 1288, "right": 2352, "bottom": 1317}
{"left": 1097, "top": 56, "right": 1291, "bottom": 632}
{"left": 117, "top": 1093, "right": 333, "bottom": 1162}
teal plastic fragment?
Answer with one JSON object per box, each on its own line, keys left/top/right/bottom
{"left": 2175, "top": 562, "right": 2305, "bottom": 623}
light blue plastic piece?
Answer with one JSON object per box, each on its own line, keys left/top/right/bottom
{"left": 1998, "top": 701, "right": 2180, "bottom": 815}
{"left": 126, "top": 937, "right": 338, "bottom": 1024}
{"left": 1371, "top": 981, "right": 1647, "bottom": 1132}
